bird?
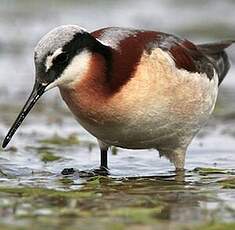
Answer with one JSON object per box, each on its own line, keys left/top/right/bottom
{"left": 2, "top": 25, "right": 234, "bottom": 174}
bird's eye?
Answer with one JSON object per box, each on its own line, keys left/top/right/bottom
{"left": 54, "top": 53, "right": 68, "bottom": 64}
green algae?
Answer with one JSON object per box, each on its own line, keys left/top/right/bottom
{"left": 0, "top": 225, "right": 25, "bottom": 230}
{"left": 1, "top": 222, "right": 234, "bottom": 230}
{"left": 111, "top": 146, "right": 118, "bottom": 155}
{"left": 0, "top": 186, "right": 94, "bottom": 200}
{"left": 58, "top": 177, "right": 74, "bottom": 185}
{"left": 110, "top": 207, "right": 163, "bottom": 224}
{"left": 193, "top": 167, "right": 227, "bottom": 176}
{"left": 218, "top": 177, "right": 235, "bottom": 189}
{"left": 0, "top": 178, "right": 166, "bottom": 227}
{"left": 38, "top": 133, "right": 98, "bottom": 152}
{"left": 39, "top": 134, "right": 80, "bottom": 146}
{"left": 195, "top": 223, "right": 235, "bottom": 230}
{"left": 0, "top": 175, "right": 235, "bottom": 230}
{"left": 40, "top": 151, "right": 61, "bottom": 163}
{"left": 30, "top": 146, "right": 62, "bottom": 162}
{"left": 2, "top": 135, "right": 235, "bottom": 230}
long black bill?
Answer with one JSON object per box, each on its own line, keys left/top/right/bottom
{"left": 2, "top": 81, "right": 47, "bottom": 148}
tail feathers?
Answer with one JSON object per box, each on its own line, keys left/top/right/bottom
{"left": 198, "top": 40, "right": 234, "bottom": 85}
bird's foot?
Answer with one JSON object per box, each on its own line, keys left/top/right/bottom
{"left": 61, "top": 168, "right": 76, "bottom": 175}
{"left": 175, "top": 168, "right": 186, "bottom": 182}
{"left": 78, "top": 166, "right": 109, "bottom": 177}
{"left": 61, "top": 166, "right": 109, "bottom": 177}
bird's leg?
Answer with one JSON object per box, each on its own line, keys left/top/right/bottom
{"left": 61, "top": 149, "right": 108, "bottom": 176}
{"left": 61, "top": 141, "right": 110, "bottom": 177}
{"left": 98, "top": 140, "right": 109, "bottom": 170}
{"left": 100, "top": 148, "right": 108, "bottom": 169}
{"left": 159, "top": 147, "right": 186, "bottom": 181}
{"left": 159, "top": 147, "right": 186, "bottom": 171}
{"left": 171, "top": 148, "right": 186, "bottom": 182}
{"left": 96, "top": 140, "right": 109, "bottom": 176}
{"left": 169, "top": 149, "right": 186, "bottom": 182}
{"left": 175, "top": 169, "right": 185, "bottom": 182}
{"left": 77, "top": 147, "right": 109, "bottom": 177}
{"left": 173, "top": 149, "right": 186, "bottom": 172}
{"left": 76, "top": 141, "right": 110, "bottom": 177}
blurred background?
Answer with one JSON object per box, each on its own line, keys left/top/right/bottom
{"left": 1, "top": 0, "right": 235, "bottom": 103}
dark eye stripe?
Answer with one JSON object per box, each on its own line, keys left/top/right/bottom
{"left": 54, "top": 52, "right": 69, "bottom": 64}
{"left": 40, "top": 31, "right": 111, "bottom": 84}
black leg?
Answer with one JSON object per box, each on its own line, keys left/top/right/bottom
{"left": 61, "top": 143, "right": 109, "bottom": 177}
{"left": 100, "top": 149, "right": 108, "bottom": 169}
{"left": 77, "top": 148, "right": 109, "bottom": 177}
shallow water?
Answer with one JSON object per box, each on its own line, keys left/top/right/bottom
{"left": 1, "top": 0, "right": 235, "bottom": 229}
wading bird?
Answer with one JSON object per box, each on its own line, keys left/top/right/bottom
{"left": 2, "top": 25, "right": 234, "bottom": 174}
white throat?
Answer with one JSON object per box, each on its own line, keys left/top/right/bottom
{"left": 45, "top": 50, "right": 91, "bottom": 91}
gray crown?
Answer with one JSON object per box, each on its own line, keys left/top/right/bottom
{"left": 34, "top": 25, "right": 86, "bottom": 63}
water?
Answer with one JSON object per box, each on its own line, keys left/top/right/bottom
{"left": 0, "top": 0, "right": 235, "bottom": 229}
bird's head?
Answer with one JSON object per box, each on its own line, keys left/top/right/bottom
{"left": 34, "top": 25, "right": 99, "bottom": 90}
{"left": 2, "top": 25, "right": 110, "bottom": 148}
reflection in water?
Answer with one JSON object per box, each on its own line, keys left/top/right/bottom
{"left": 0, "top": 173, "right": 234, "bottom": 229}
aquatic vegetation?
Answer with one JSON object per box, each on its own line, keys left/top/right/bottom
{"left": 218, "top": 177, "right": 235, "bottom": 189}
{"left": 40, "top": 151, "right": 61, "bottom": 163}
{"left": 39, "top": 134, "right": 80, "bottom": 146}
{"left": 192, "top": 167, "right": 227, "bottom": 176}
{"left": 195, "top": 222, "right": 235, "bottom": 230}
{"left": 111, "top": 146, "right": 118, "bottom": 155}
